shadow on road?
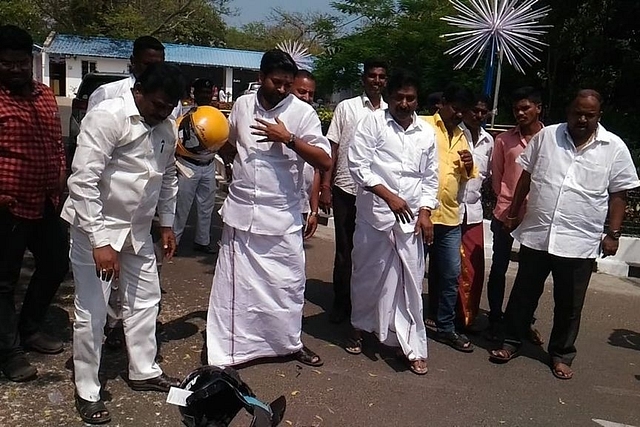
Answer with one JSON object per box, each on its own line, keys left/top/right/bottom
{"left": 608, "top": 329, "right": 640, "bottom": 351}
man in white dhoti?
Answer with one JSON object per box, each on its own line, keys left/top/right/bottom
{"left": 346, "top": 70, "right": 439, "bottom": 375}
{"left": 206, "top": 49, "right": 331, "bottom": 368}
{"left": 61, "top": 63, "right": 186, "bottom": 424}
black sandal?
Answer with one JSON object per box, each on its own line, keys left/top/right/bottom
{"left": 294, "top": 346, "right": 324, "bottom": 367}
{"left": 75, "top": 394, "right": 111, "bottom": 424}
{"left": 434, "top": 331, "right": 474, "bottom": 353}
{"left": 344, "top": 336, "right": 363, "bottom": 355}
{"left": 489, "top": 344, "right": 520, "bottom": 363}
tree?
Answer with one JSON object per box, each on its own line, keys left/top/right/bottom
{"left": 24, "top": 0, "right": 229, "bottom": 46}
{"left": 0, "top": 0, "right": 48, "bottom": 42}
{"left": 314, "top": 0, "right": 483, "bottom": 102}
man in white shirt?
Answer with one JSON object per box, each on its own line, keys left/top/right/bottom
{"left": 87, "top": 35, "right": 180, "bottom": 349}
{"left": 88, "top": 35, "right": 181, "bottom": 119}
{"left": 346, "top": 70, "right": 438, "bottom": 375}
{"left": 489, "top": 90, "right": 640, "bottom": 380}
{"left": 206, "top": 49, "right": 331, "bottom": 368}
{"left": 291, "top": 69, "right": 321, "bottom": 239}
{"left": 62, "top": 63, "right": 186, "bottom": 424}
{"left": 458, "top": 95, "right": 494, "bottom": 329}
{"left": 322, "top": 59, "right": 388, "bottom": 324}
{"left": 173, "top": 78, "right": 220, "bottom": 254}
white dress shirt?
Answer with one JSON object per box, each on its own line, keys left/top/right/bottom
{"left": 459, "top": 124, "right": 494, "bottom": 224}
{"left": 220, "top": 93, "right": 330, "bottom": 236}
{"left": 513, "top": 123, "right": 640, "bottom": 258}
{"left": 327, "top": 93, "right": 387, "bottom": 195}
{"left": 87, "top": 75, "right": 181, "bottom": 120}
{"left": 349, "top": 110, "right": 439, "bottom": 233}
{"left": 61, "top": 89, "right": 179, "bottom": 253}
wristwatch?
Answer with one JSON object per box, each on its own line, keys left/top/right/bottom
{"left": 286, "top": 133, "right": 296, "bottom": 149}
{"left": 606, "top": 229, "right": 622, "bottom": 240}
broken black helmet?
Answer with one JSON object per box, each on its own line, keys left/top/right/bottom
{"left": 179, "top": 365, "right": 286, "bottom": 427}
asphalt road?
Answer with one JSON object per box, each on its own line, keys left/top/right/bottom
{"left": 1, "top": 192, "right": 639, "bottom": 427}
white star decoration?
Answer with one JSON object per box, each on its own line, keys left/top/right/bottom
{"left": 441, "top": 0, "right": 552, "bottom": 74}
{"left": 276, "top": 40, "right": 314, "bottom": 71}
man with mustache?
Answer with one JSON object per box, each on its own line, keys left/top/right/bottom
{"left": 346, "top": 69, "right": 438, "bottom": 375}
{"left": 489, "top": 90, "right": 640, "bottom": 380}
{"left": 0, "top": 25, "right": 69, "bottom": 382}
{"left": 322, "top": 59, "right": 388, "bottom": 324}
{"left": 62, "top": 63, "right": 186, "bottom": 424}
{"left": 206, "top": 49, "right": 331, "bottom": 368}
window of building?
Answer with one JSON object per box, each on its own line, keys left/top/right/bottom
{"left": 81, "top": 60, "right": 97, "bottom": 77}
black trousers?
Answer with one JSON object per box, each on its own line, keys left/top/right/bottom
{"left": 331, "top": 186, "right": 356, "bottom": 312}
{"left": 503, "top": 245, "right": 594, "bottom": 365}
{"left": 0, "top": 201, "right": 69, "bottom": 362}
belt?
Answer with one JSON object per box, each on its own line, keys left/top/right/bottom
{"left": 179, "top": 156, "right": 214, "bottom": 167}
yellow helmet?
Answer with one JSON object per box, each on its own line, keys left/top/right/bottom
{"left": 176, "top": 106, "right": 230, "bottom": 159}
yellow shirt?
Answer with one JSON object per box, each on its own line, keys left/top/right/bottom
{"left": 420, "top": 114, "right": 477, "bottom": 226}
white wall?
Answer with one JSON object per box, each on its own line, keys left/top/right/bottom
{"left": 64, "top": 56, "right": 129, "bottom": 97}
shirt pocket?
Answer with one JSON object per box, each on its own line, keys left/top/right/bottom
{"left": 570, "top": 158, "right": 608, "bottom": 194}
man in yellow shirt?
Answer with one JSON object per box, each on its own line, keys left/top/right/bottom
{"left": 421, "top": 85, "right": 476, "bottom": 352}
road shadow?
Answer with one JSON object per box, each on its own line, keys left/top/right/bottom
{"left": 608, "top": 329, "right": 640, "bottom": 351}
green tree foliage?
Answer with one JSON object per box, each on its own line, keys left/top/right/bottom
{"left": 2, "top": 0, "right": 229, "bottom": 46}
{"left": 314, "top": 0, "right": 483, "bottom": 103}
{"left": 0, "top": 0, "right": 48, "bottom": 42}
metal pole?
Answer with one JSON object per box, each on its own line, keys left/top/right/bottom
{"left": 490, "top": 48, "right": 504, "bottom": 129}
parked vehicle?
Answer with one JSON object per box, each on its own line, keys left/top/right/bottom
{"left": 243, "top": 82, "right": 260, "bottom": 95}
{"left": 67, "top": 72, "right": 128, "bottom": 172}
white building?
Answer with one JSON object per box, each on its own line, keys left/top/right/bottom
{"left": 35, "top": 32, "right": 262, "bottom": 100}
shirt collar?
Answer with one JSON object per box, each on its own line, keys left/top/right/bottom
{"left": 254, "top": 92, "right": 293, "bottom": 113}
{"left": 563, "top": 122, "right": 610, "bottom": 149}
{"left": 361, "top": 93, "right": 387, "bottom": 111}
{"left": 385, "top": 110, "right": 422, "bottom": 131}
{"left": 460, "top": 123, "right": 492, "bottom": 147}
{"left": 0, "top": 80, "right": 43, "bottom": 98}
{"left": 122, "top": 87, "right": 142, "bottom": 119}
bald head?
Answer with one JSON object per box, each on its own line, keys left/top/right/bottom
{"left": 572, "top": 89, "right": 602, "bottom": 108}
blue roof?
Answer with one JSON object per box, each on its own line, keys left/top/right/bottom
{"left": 45, "top": 33, "right": 263, "bottom": 70}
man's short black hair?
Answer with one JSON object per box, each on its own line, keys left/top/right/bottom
{"left": 192, "top": 78, "right": 213, "bottom": 91}
{"left": 260, "top": 49, "right": 297, "bottom": 76}
{"left": 386, "top": 69, "right": 419, "bottom": 94}
{"left": 132, "top": 36, "right": 165, "bottom": 57}
{"left": 474, "top": 93, "right": 493, "bottom": 107}
{"left": 362, "top": 58, "right": 387, "bottom": 76}
{"left": 295, "top": 69, "right": 315, "bottom": 81}
{"left": 511, "top": 86, "right": 542, "bottom": 105}
{"left": 442, "top": 84, "right": 474, "bottom": 109}
{"left": 0, "top": 25, "right": 33, "bottom": 56}
{"left": 426, "top": 92, "right": 443, "bottom": 108}
{"left": 136, "top": 62, "right": 186, "bottom": 102}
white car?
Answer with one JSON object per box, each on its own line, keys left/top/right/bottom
{"left": 243, "top": 82, "right": 260, "bottom": 95}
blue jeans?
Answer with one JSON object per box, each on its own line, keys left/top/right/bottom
{"left": 486, "top": 217, "right": 514, "bottom": 323}
{"left": 426, "top": 224, "right": 462, "bottom": 333}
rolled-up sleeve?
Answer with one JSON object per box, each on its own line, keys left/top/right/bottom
{"left": 67, "top": 109, "right": 121, "bottom": 248}
{"left": 348, "top": 114, "right": 383, "bottom": 189}
{"left": 420, "top": 129, "right": 440, "bottom": 209}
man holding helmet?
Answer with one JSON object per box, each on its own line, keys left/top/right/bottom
{"left": 174, "top": 78, "right": 229, "bottom": 254}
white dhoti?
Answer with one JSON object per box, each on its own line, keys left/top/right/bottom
{"left": 207, "top": 225, "right": 305, "bottom": 366}
{"left": 174, "top": 158, "right": 217, "bottom": 246}
{"left": 351, "top": 220, "right": 428, "bottom": 361}
{"left": 70, "top": 227, "right": 163, "bottom": 402}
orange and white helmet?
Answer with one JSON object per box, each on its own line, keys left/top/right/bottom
{"left": 176, "top": 106, "right": 229, "bottom": 159}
